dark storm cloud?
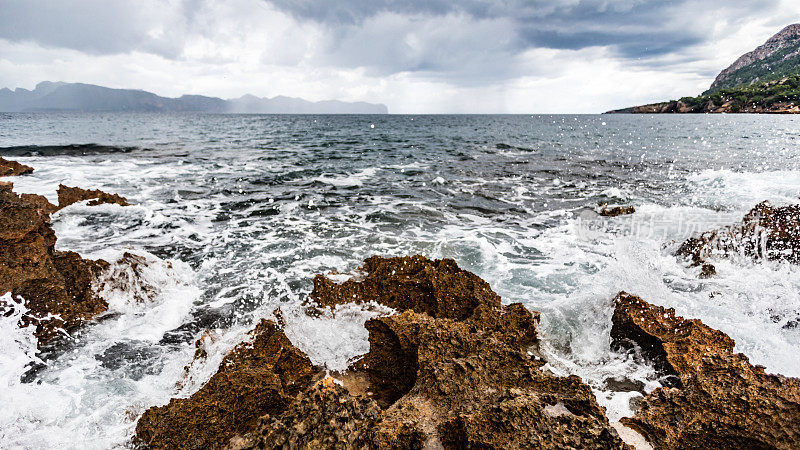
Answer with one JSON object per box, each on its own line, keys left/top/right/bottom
{"left": 267, "top": 0, "right": 779, "bottom": 59}
{"left": 0, "top": 0, "right": 785, "bottom": 81}
{"left": 0, "top": 0, "right": 188, "bottom": 57}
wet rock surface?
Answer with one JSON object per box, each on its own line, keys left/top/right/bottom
{"left": 354, "top": 309, "right": 626, "bottom": 449}
{"left": 611, "top": 291, "right": 800, "bottom": 449}
{"left": 677, "top": 200, "right": 800, "bottom": 266}
{"left": 0, "top": 182, "right": 108, "bottom": 346}
{"left": 56, "top": 184, "right": 129, "bottom": 210}
{"left": 310, "top": 255, "right": 505, "bottom": 323}
{"left": 145, "top": 256, "right": 625, "bottom": 449}
{"left": 95, "top": 252, "right": 167, "bottom": 304}
{"left": 228, "top": 379, "right": 381, "bottom": 450}
{"left": 135, "top": 319, "right": 320, "bottom": 449}
{"left": 0, "top": 156, "right": 34, "bottom": 176}
{"left": 598, "top": 204, "right": 636, "bottom": 217}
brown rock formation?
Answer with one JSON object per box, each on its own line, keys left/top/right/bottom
{"left": 56, "top": 184, "right": 129, "bottom": 210}
{"left": 0, "top": 157, "right": 34, "bottom": 176}
{"left": 356, "top": 309, "right": 626, "bottom": 449}
{"left": 228, "top": 379, "right": 381, "bottom": 450}
{"left": 135, "top": 319, "right": 320, "bottom": 449}
{"left": 139, "top": 256, "right": 627, "bottom": 449}
{"left": 0, "top": 182, "right": 108, "bottom": 346}
{"left": 598, "top": 204, "right": 636, "bottom": 217}
{"left": 227, "top": 256, "right": 624, "bottom": 449}
{"left": 611, "top": 292, "right": 800, "bottom": 449}
{"left": 677, "top": 200, "right": 800, "bottom": 266}
{"left": 310, "top": 255, "right": 527, "bottom": 329}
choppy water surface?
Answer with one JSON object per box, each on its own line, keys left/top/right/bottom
{"left": 2, "top": 113, "right": 800, "bottom": 448}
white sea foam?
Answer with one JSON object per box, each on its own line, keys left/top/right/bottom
{"left": 688, "top": 169, "right": 800, "bottom": 209}
{"left": 314, "top": 168, "right": 379, "bottom": 187}
{"left": 3, "top": 116, "right": 800, "bottom": 447}
{"left": 281, "top": 302, "right": 394, "bottom": 372}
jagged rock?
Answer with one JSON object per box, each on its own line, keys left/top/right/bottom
{"left": 611, "top": 292, "right": 800, "bottom": 449}
{"left": 358, "top": 310, "right": 627, "bottom": 449}
{"left": 56, "top": 184, "right": 129, "bottom": 210}
{"left": 310, "top": 255, "right": 501, "bottom": 321}
{"left": 228, "top": 379, "right": 381, "bottom": 450}
{"left": 677, "top": 201, "right": 800, "bottom": 266}
{"left": 148, "top": 256, "right": 625, "bottom": 449}
{"left": 312, "top": 255, "right": 623, "bottom": 448}
{"left": 0, "top": 156, "right": 34, "bottom": 176}
{"left": 310, "top": 255, "right": 538, "bottom": 346}
{"left": 0, "top": 182, "right": 108, "bottom": 346}
{"left": 135, "top": 319, "right": 320, "bottom": 449}
{"left": 230, "top": 311, "right": 623, "bottom": 450}
{"left": 598, "top": 204, "right": 636, "bottom": 217}
{"left": 94, "top": 252, "right": 167, "bottom": 304}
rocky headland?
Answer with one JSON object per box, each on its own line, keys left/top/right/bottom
{"left": 607, "top": 24, "right": 800, "bottom": 114}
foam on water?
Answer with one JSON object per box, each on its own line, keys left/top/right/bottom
{"left": 2, "top": 113, "right": 800, "bottom": 447}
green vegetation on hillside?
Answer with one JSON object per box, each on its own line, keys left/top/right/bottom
{"left": 680, "top": 74, "right": 800, "bottom": 112}
{"left": 705, "top": 42, "right": 800, "bottom": 94}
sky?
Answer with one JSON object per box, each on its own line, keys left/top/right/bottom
{"left": 0, "top": 0, "right": 798, "bottom": 113}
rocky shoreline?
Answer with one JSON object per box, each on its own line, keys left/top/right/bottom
{"left": 2, "top": 156, "right": 800, "bottom": 449}
{"left": 131, "top": 256, "right": 800, "bottom": 450}
{"left": 607, "top": 99, "right": 800, "bottom": 114}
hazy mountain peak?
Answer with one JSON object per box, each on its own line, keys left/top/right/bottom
{"left": 0, "top": 82, "right": 387, "bottom": 114}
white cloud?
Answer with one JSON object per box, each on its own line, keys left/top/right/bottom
{"left": 0, "top": 0, "right": 798, "bottom": 112}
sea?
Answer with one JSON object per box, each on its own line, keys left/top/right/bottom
{"left": 1, "top": 112, "right": 799, "bottom": 448}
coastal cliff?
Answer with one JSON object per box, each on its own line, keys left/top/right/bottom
{"left": 608, "top": 24, "right": 800, "bottom": 114}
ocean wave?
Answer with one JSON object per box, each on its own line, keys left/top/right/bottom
{"left": 0, "top": 143, "right": 141, "bottom": 156}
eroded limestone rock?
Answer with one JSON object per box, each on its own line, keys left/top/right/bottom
{"left": 359, "top": 310, "right": 627, "bottom": 449}
{"left": 677, "top": 200, "right": 800, "bottom": 266}
{"left": 611, "top": 291, "right": 800, "bottom": 449}
{"left": 0, "top": 157, "right": 34, "bottom": 177}
{"left": 56, "top": 184, "right": 129, "bottom": 210}
{"left": 0, "top": 182, "right": 108, "bottom": 346}
{"left": 135, "top": 319, "right": 320, "bottom": 449}
{"left": 227, "top": 256, "right": 625, "bottom": 449}
{"left": 138, "top": 256, "right": 627, "bottom": 449}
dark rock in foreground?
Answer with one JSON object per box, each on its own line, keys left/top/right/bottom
{"left": 228, "top": 379, "right": 381, "bottom": 450}
{"left": 677, "top": 200, "right": 800, "bottom": 266}
{"left": 56, "top": 184, "right": 129, "bottom": 210}
{"left": 140, "top": 256, "right": 626, "bottom": 449}
{"left": 0, "top": 157, "right": 34, "bottom": 176}
{"left": 351, "top": 309, "right": 624, "bottom": 449}
{"left": 0, "top": 182, "right": 108, "bottom": 346}
{"left": 611, "top": 292, "right": 800, "bottom": 449}
{"left": 310, "top": 255, "right": 507, "bottom": 323}
{"left": 135, "top": 319, "right": 320, "bottom": 449}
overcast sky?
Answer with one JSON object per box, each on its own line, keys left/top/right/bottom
{"left": 0, "top": 0, "right": 798, "bottom": 113}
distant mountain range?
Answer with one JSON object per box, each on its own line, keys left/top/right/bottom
{"left": 0, "top": 81, "right": 388, "bottom": 114}
{"left": 608, "top": 24, "right": 800, "bottom": 114}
